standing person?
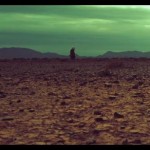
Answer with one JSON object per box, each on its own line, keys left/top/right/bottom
{"left": 70, "top": 47, "right": 76, "bottom": 60}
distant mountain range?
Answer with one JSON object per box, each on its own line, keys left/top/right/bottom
{"left": 0, "top": 47, "right": 68, "bottom": 59}
{"left": 98, "top": 51, "right": 150, "bottom": 58}
{"left": 0, "top": 47, "right": 150, "bottom": 59}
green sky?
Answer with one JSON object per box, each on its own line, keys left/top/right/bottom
{"left": 1, "top": 5, "right": 150, "bottom": 56}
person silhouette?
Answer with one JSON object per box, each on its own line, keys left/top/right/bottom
{"left": 70, "top": 47, "right": 76, "bottom": 60}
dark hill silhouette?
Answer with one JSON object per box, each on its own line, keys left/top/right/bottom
{"left": 98, "top": 51, "right": 150, "bottom": 58}
{"left": 1, "top": 47, "right": 150, "bottom": 59}
{"left": 0, "top": 47, "right": 67, "bottom": 59}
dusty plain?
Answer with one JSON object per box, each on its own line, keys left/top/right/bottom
{"left": 0, "top": 58, "right": 150, "bottom": 145}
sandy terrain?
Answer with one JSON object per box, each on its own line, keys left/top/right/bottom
{"left": 0, "top": 58, "right": 150, "bottom": 145}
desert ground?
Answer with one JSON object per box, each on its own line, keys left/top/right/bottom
{"left": 0, "top": 58, "right": 150, "bottom": 145}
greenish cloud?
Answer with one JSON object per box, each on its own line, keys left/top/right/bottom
{"left": 0, "top": 5, "right": 150, "bottom": 56}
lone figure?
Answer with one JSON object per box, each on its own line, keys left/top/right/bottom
{"left": 70, "top": 47, "right": 76, "bottom": 60}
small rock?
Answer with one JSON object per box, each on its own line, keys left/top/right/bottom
{"left": 77, "top": 92, "right": 83, "bottom": 97}
{"left": 2, "top": 112, "right": 8, "bottom": 116}
{"left": 86, "top": 138, "right": 96, "bottom": 145}
{"left": 74, "top": 114, "right": 80, "bottom": 118}
{"left": 21, "top": 86, "right": 29, "bottom": 91}
{"left": 56, "top": 140, "right": 64, "bottom": 145}
{"left": 112, "top": 80, "right": 119, "bottom": 84}
{"left": 63, "top": 95, "right": 71, "bottom": 99}
{"left": 114, "top": 93, "right": 119, "bottom": 96}
{"left": 1, "top": 116, "right": 14, "bottom": 121}
{"left": 133, "top": 92, "right": 145, "bottom": 98}
{"left": 54, "top": 78, "right": 57, "bottom": 82}
{"left": 0, "top": 91, "right": 6, "bottom": 98}
{"left": 60, "top": 101, "right": 68, "bottom": 105}
{"left": 17, "top": 100, "right": 21, "bottom": 103}
{"left": 120, "top": 126, "right": 126, "bottom": 129}
{"left": 132, "top": 84, "right": 139, "bottom": 89}
{"left": 109, "top": 96, "right": 116, "bottom": 100}
{"left": 138, "top": 81, "right": 144, "bottom": 86}
{"left": 19, "top": 109, "right": 24, "bottom": 112}
{"left": 94, "top": 111, "right": 102, "bottom": 115}
{"left": 89, "top": 73, "right": 95, "bottom": 78}
{"left": 78, "top": 123, "right": 86, "bottom": 128}
{"left": 122, "top": 139, "right": 128, "bottom": 145}
{"left": 9, "top": 101, "right": 12, "bottom": 105}
{"left": 104, "top": 83, "right": 112, "bottom": 88}
{"left": 66, "top": 112, "right": 74, "bottom": 116}
{"left": 30, "top": 91, "right": 35, "bottom": 95}
{"left": 66, "top": 118, "right": 74, "bottom": 123}
{"left": 79, "top": 81, "right": 87, "bottom": 86}
{"left": 114, "top": 112, "right": 124, "bottom": 118}
{"left": 48, "top": 92, "right": 57, "bottom": 96}
{"left": 146, "top": 109, "right": 150, "bottom": 116}
{"left": 95, "top": 117, "right": 104, "bottom": 122}
{"left": 137, "top": 101, "right": 144, "bottom": 105}
{"left": 74, "top": 69, "right": 79, "bottom": 73}
{"left": 43, "top": 77, "right": 49, "bottom": 81}
{"left": 28, "top": 109, "right": 35, "bottom": 112}
{"left": 132, "top": 74, "right": 137, "bottom": 78}
{"left": 47, "top": 82, "right": 51, "bottom": 86}
{"left": 131, "top": 139, "right": 141, "bottom": 144}
{"left": 99, "top": 70, "right": 112, "bottom": 77}
{"left": 92, "top": 129, "right": 101, "bottom": 135}
{"left": 126, "top": 77, "right": 134, "bottom": 82}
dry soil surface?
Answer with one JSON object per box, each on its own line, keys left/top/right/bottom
{"left": 0, "top": 58, "right": 150, "bottom": 145}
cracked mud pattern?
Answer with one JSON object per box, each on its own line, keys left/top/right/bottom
{"left": 0, "top": 58, "right": 150, "bottom": 145}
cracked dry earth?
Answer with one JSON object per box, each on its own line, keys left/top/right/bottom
{"left": 0, "top": 58, "right": 150, "bottom": 145}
